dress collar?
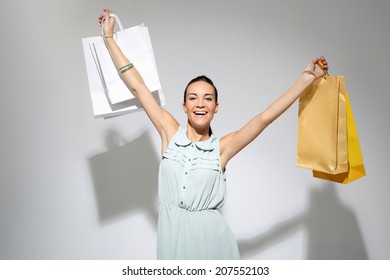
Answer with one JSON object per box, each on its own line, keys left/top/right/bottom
{"left": 174, "top": 126, "right": 216, "bottom": 151}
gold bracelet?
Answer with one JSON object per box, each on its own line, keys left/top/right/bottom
{"left": 302, "top": 69, "right": 317, "bottom": 79}
{"left": 102, "top": 32, "right": 117, "bottom": 39}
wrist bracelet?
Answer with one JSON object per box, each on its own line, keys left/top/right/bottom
{"left": 102, "top": 32, "right": 117, "bottom": 40}
{"left": 118, "top": 63, "right": 134, "bottom": 74}
{"left": 302, "top": 69, "right": 317, "bottom": 79}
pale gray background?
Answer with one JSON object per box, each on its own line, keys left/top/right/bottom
{"left": 1, "top": 0, "right": 389, "bottom": 259}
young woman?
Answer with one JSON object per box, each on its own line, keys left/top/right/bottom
{"left": 98, "top": 9, "right": 328, "bottom": 259}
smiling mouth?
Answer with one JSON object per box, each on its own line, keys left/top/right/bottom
{"left": 194, "top": 111, "right": 207, "bottom": 115}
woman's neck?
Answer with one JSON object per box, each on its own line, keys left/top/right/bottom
{"left": 186, "top": 124, "right": 210, "bottom": 142}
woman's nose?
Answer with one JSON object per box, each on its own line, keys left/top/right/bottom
{"left": 196, "top": 100, "right": 205, "bottom": 107}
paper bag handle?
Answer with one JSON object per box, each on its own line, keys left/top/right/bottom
{"left": 101, "top": 13, "right": 124, "bottom": 35}
{"left": 317, "top": 60, "right": 329, "bottom": 79}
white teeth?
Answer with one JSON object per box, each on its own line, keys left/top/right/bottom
{"left": 194, "top": 111, "right": 207, "bottom": 115}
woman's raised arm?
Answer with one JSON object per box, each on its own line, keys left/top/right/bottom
{"left": 99, "top": 9, "right": 179, "bottom": 152}
{"left": 219, "top": 57, "right": 328, "bottom": 170}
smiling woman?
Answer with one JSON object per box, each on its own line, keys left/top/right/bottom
{"left": 98, "top": 8, "right": 328, "bottom": 259}
{"left": 183, "top": 75, "right": 219, "bottom": 139}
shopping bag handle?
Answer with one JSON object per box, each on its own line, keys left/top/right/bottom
{"left": 317, "top": 60, "right": 329, "bottom": 79}
{"left": 101, "top": 13, "right": 124, "bottom": 35}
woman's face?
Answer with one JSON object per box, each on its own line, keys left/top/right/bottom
{"left": 183, "top": 81, "right": 219, "bottom": 130}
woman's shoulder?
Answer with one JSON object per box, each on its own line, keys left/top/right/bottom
{"left": 161, "top": 122, "right": 180, "bottom": 155}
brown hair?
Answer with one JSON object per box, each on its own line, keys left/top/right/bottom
{"left": 183, "top": 75, "right": 218, "bottom": 104}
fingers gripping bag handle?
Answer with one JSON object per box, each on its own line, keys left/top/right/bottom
{"left": 101, "top": 13, "right": 124, "bottom": 36}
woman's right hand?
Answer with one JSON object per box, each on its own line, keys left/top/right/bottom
{"left": 98, "top": 8, "right": 115, "bottom": 38}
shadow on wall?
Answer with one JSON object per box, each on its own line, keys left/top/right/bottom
{"left": 238, "top": 182, "right": 368, "bottom": 259}
{"left": 88, "top": 129, "right": 160, "bottom": 228}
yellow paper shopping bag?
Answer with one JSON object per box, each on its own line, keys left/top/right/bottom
{"left": 297, "top": 75, "right": 348, "bottom": 174}
{"left": 313, "top": 93, "right": 366, "bottom": 184}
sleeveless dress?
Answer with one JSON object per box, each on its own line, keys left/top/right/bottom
{"left": 157, "top": 126, "right": 240, "bottom": 259}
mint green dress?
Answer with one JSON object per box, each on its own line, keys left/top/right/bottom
{"left": 157, "top": 126, "right": 240, "bottom": 259}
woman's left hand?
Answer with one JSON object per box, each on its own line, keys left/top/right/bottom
{"left": 304, "top": 56, "right": 329, "bottom": 79}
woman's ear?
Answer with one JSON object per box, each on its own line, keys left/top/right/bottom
{"left": 183, "top": 103, "right": 187, "bottom": 113}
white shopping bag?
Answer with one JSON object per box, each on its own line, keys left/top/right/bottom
{"left": 81, "top": 14, "right": 165, "bottom": 118}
